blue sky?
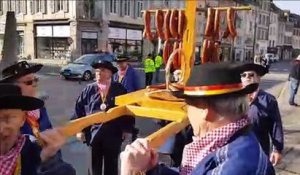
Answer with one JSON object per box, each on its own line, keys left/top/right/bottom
{"left": 273, "top": 1, "right": 300, "bottom": 15}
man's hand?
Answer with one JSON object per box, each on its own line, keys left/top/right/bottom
{"left": 39, "top": 129, "right": 66, "bottom": 162}
{"left": 270, "top": 151, "right": 282, "bottom": 166}
{"left": 76, "top": 132, "right": 86, "bottom": 142}
{"left": 120, "top": 139, "right": 158, "bottom": 175}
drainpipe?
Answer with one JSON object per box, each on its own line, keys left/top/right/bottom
{"left": 252, "top": 7, "right": 257, "bottom": 58}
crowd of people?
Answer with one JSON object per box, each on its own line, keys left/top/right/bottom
{"left": 2, "top": 51, "right": 300, "bottom": 175}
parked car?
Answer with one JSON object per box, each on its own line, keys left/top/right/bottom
{"left": 265, "top": 53, "right": 279, "bottom": 63}
{"left": 60, "top": 53, "right": 116, "bottom": 81}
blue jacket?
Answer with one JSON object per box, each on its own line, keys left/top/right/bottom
{"left": 21, "top": 107, "right": 53, "bottom": 135}
{"left": 72, "top": 82, "right": 133, "bottom": 145}
{"left": 20, "top": 136, "right": 76, "bottom": 175}
{"left": 248, "top": 89, "right": 284, "bottom": 155}
{"left": 113, "top": 65, "right": 140, "bottom": 93}
{"left": 147, "top": 126, "right": 275, "bottom": 175}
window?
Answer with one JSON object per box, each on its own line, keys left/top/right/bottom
{"left": 124, "top": 0, "right": 130, "bottom": 16}
{"left": 249, "top": 21, "right": 253, "bottom": 32}
{"left": 54, "top": 0, "right": 68, "bottom": 12}
{"left": 272, "top": 40, "right": 275, "bottom": 47}
{"left": 33, "top": 0, "right": 46, "bottom": 14}
{"left": 259, "top": 14, "right": 262, "bottom": 24}
{"left": 110, "top": 0, "right": 117, "bottom": 14}
{"left": 135, "top": 0, "right": 143, "bottom": 18}
{"left": 164, "top": 0, "right": 170, "bottom": 7}
{"left": 0, "top": 0, "right": 2, "bottom": 13}
{"left": 17, "top": 31, "right": 24, "bottom": 56}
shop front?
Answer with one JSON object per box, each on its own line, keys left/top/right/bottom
{"left": 81, "top": 31, "right": 98, "bottom": 55}
{"left": 108, "top": 27, "right": 143, "bottom": 61}
{"left": 35, "top": 25, "right": 71, "bottom": 60}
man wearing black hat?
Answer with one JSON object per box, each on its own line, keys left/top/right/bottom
{"left": 72, "top": 60, "right": 134, "bottom": 175}
{"left": 240, "top": 63, "right": 284, "bottom": 166}
{"left": 120, "top": 63, "right": 275, "bottom": 175}
{"left": 113, "top": 55, "right": 140, "bottom": 141}
{"left": 0, "top": 61, "right": 53, "bottom": 143}
{"left": 0, "top": 84, "right": 75, "bottom": 175}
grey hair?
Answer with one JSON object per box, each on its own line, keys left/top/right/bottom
{"left": 207, "top": 95, "right": 249, "bottom": 119}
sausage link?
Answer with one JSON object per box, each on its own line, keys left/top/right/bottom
{"left": 155, "top": 10, "right": 165, "bottom": 40}
{"left": 169, "top": 9, "right": 179, "bottom": 39}
{"left": 204, "top": 8, "right": 215, "bottom": 37}
{"left": 227, "top": 7, "right": 237, "bottom": 39}
{"left": 164, "top": 10, "right": 172, "bottom": 40}
{"left": 178, "top": 10, "right": 187, "bottom": 40}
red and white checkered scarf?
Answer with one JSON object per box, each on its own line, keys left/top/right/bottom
{"left": 0, "top": 135, "right": 25, "bottom": 175}
{"left": 27, "top": 109, "right": 40, "bottom": 120}
{"left": 180, "top": 117, "right": 250, "bottom": 175}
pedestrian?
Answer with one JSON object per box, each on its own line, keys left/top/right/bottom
{"left": 154, "top": 52, "right": 163, "bottom": 83}
{"left": 240, "top": 63, "right": 284, "bottom": 166}
{"left": 120, "top": 63, "right": 275, "bottom": 175}
{"left": 0, "top": 61, "right": 53, "bottom": 142}
{"left": 144, "top": 53, "right": 156, "bottom": 86}
{"left": 113, "top": 55, "right": 140, "bottom": 141}
{"left": 72, "top": 60, "right": 134, "bottom": 175}
{"left": 288, "top": 54, "right": 300, "bottom": 106}
{"left": 0, "top": 83, "right": 75, "bottom": 175}
{"left": 113, "top": 55, "right": 140, "bottom": 92}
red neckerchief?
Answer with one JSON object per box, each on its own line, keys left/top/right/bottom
{"left": 0, "top": 135, "right": 25, "bottom": 175}
{"left": 26, "top": 110, "right": 40, "bottom": 138}
{"left": 97, "top": 80, "right": 111, "bottom": 102}
{"left": 118, "top": 65, "right": 128, "bottom": 83}
{"left": 180, "top": 117, "right": 250, "bottom": 175}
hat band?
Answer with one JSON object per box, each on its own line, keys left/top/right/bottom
{"left": 184, "top": 83, "right": 243, "bottom": 96}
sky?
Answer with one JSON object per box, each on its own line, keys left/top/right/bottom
{"left": 273, "top": 1, "right": 300, "bottom": 15}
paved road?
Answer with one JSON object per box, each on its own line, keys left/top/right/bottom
{"left": 38, "top": 61, "right": 292, "bottom": 174}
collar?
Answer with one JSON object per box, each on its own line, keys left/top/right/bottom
{"left": 180, "top": 117, "right": 250, "bottom": 175}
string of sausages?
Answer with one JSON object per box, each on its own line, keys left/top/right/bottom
{"left": 201, "top": 7, "right": 237, "bottom": 63}
{"left": 143, "top": 9, "right": 187, "bottom": 70}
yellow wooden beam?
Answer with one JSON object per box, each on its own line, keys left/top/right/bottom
{"left": 141, "top": 6, "right": 252, "bottom": 13}
{"left": 137, "top": 98, "right": 185, "bottom": 112}
{"left": 115, "top": 89, "right": 148, "bottom": 106}
{"left": 58, "top": 106, "right": 129, "bottom": 137}
{"left": 147, "top": 117, "right": 190, "bottom": 149}
{"left": 126, "top": 105, "right": 186, "bottom": 122}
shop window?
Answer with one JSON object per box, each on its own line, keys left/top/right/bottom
{"left": 110, "top": 0, "right": 118, "bottom": 14}
{"left": 84, "top": 0, "right": 95, "bottom": 18}
{"left": 36, "top": 37, "right": 71, "bottom": 60}
{"left": 0, "top": 0, "right": 2, "bottom": 13}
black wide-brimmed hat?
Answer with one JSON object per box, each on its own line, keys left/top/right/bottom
{"left": 173, "top": 63, "right": 258, "bottom": 98}
{"left": 0, "top": 61, "right": 43, "bottom": 83}
{"left": 238, "top": 63, "right": 268, "bottom": 76}
{"left": 0, "top": 84, "right": 44, "bottom": 110}
{"left": 92, "top": 60, "right": 118, "bottom": 74}
{"left": 114, "top": 55, "right": 130, "bottom": 62}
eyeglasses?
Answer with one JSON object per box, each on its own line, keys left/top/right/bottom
{"left": 240, "top": 72, "right": 255, "bottom": 78}
{"left": 17, "top": 77, "right": 39, "bottom": 86}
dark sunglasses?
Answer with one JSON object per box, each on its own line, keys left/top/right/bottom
{"left": 18, "top": 77, "right": 39, "bottom": 86}
{"left": 240, "top": 72, "right": 255, "bottom": 78}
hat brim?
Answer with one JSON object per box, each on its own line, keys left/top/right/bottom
{"left": 0, "top": 95, "right": 44, "bottom": 110}
{"left": 172, "top": 83, "right": 259, "bottom": 99}
{"left": 114, "top": 57, "right": 130, "bottom": 62}
{"left": 0, "top": 64, "right": 43, "bottom": 83}
{"left": 92, "top": 63, "right": 118, "bottom": 74}
{"left": 238, "top": 63, "right": 268, "bottom": 76}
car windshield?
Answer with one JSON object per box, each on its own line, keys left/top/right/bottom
{"left": 73, "top": 55, "right": 98, "bottom": 64}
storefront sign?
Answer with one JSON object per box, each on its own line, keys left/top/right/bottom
{"left": 108, "top": 27, "right": 126, "bottom": 39}
{"left": 82, "top": 32, "right": 98, "bottom": 39}
{"left": 36, "top": 26, "right": 52, "bottom": 37}
{"left": 126, "top": 29, "right": 142, "bottom": 40}
{"left": 53, "top": 25, "right": 70, "bottom": 37}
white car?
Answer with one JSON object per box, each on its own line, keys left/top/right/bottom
{"left": 265, "top": 53, "right": 279, "bottom": 63}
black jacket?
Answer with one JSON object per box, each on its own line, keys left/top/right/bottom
{"left": 289, "top": 60, "right": 300, "bottom": 80}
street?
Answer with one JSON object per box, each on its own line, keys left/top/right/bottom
{"left": 38, "top": 61, "right": 299, "bottom": 175}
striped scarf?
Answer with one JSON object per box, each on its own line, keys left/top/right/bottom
{"left": 0, "top": 135, "right": 25, "bottom": 175}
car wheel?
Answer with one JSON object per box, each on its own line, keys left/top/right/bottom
{"left": 82, "top": 71, "right": 92, "bottom": 81}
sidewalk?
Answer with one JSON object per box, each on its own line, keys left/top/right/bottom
{"left": 276, "top": 81, "right": 300, "bottom": 175}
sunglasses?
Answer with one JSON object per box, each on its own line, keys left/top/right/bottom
{"left": 17, "top": 77, "right": 39, "bottom": 86}
{"left": 240, "top": 72, "right": 255, "bottom": 78}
